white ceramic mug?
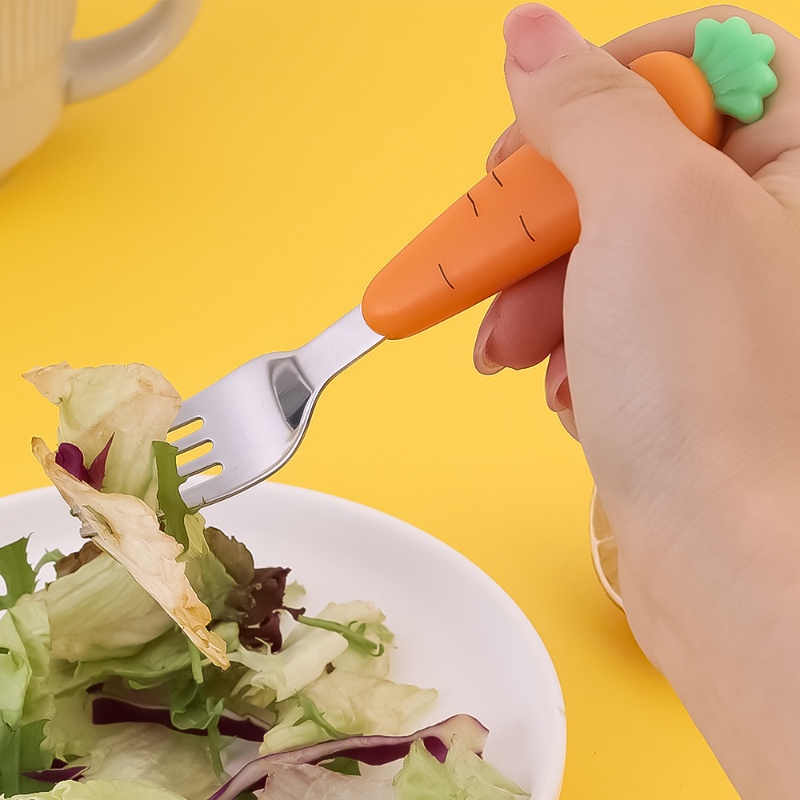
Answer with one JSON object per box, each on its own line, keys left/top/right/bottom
{"left": 0, "top": 0, "right": 200, "bottom": 179}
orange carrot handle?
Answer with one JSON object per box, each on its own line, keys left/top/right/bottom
{"left": 361, "top": 19, "right": 776, "bottom": 340}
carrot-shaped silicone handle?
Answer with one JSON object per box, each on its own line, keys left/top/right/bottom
{"left": 362, "top": 17, "right": 777, "bottom": 340}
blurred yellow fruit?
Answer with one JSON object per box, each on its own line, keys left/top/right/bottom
{"left": 589, "top": 489, "right": 623, "bottom": 609}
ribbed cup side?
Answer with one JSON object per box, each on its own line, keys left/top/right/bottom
{"left": 0, "top": 0, "right": 74, "bottom": 91}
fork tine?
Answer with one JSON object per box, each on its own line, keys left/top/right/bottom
{"left": 169, "top": 392, "right": 207, "bottom": 431}
{"left": 181, "top": 472, "right": 231, "bottom": 509}
{"left": 176, "top": 448, "right": 221, "bottom": 479}
{"left": 170, "top": 424, "right": 212, "bottom": 456}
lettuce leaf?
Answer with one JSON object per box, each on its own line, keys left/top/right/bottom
{"left": 0, "top": 598, "right": 52, "bottom": 730}
{"left": 24, "top": 363, "right": 181, "bottom": 509}
{"left": 152, "top": 442, "right": 190, "bottom": 549}
{"left": 253, "top": 763, "right": 395, "bottom": 799}
{"left": 262, "top": 671, "right": 437, "bottom": 755}
{"left": 0, "top": 539, "right": 38, "bottom": 612}
{"left": 71, "top": 724, "right": 220, "bottom": 800}
{"left": 257, "top": 601, "right": 435, "bottom": 754}
{"left": 0, "top": 538, "right": 62, "bottom": 611}
{"left": 41, "top": 553, "right": 173, "bottom": 665}
{"left": 0, "top": 720, "right": 52, "bottom": 796}
{"left": 42, "top": 692, "right": 98, "bottom": 763}
{"left": 1, "top": 778, "right": 188, "bottom": 799}
{"left": 393, "top": 738, "right": 529, "bottom": 800}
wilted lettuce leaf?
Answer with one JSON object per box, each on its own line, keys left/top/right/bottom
{"left": 24, "top": 363, "right": 181, "bottom": 509}
{"left": 32, "top": 439, "right": 228, "bottom": 670}
{"left": 53, "top": 543, "right": 102, "bottom": 580}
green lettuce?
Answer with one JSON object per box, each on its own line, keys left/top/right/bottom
{"left": 0, "top": 598, "right": 52, "bottom": 730}
{"left": 40, "top": 554, "right": 173, "bottom": 665}
{"left": 0, "top": 720, "right": 52, "bottom": 796}
{"left": 71, "top": 724, "right": 219, "bottom": 800}
{"left": 1, "top": 779, "right": 188, "bottom": 799}
{"left": 0, "top": 538, "right": 61, "bottom": 612}
{"left": 0, "top": 599, "right": 54, "bottom": 797}
{"left": 255, "top": 763, "right": 395, "bottom": 798}
{"left": 251, "top": 602, "right": 436, "bottom": 754}
{"left": 394, "top": 738, "right": 529, "bottom": 800}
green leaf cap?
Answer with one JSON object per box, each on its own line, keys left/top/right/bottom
{"left": 692, "top": 16, "right": 777, "bottom": 124}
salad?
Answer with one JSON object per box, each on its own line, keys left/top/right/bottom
{"left": 0, "top": 362, "right": 530, "bottom": 799}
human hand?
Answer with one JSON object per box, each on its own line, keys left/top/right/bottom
{"left": 474, "top": 5, "right": 800, "bottom": 797}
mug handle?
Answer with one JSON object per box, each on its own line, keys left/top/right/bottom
{"left": 66, "top": 0, "right": 201, "bottom": 103}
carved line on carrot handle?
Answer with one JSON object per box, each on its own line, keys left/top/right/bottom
{"left": 438, "top": 263, "right": 456, "bottom": 290}
{"left": 519, "top": 215, "right": 536, "bottom": 242}
{"left": 466, "top": 192, "right": 479, "bottom": 217}
{"left": 491, "top": 170, "right": 504, "bottom": 187}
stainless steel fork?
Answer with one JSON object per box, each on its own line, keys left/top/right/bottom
{"left": 170, "top": 307, "right": 382, "bottom": 509}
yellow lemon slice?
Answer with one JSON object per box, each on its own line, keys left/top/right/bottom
{"left": 589, "top": 489, "right": 623, "bottom": 609}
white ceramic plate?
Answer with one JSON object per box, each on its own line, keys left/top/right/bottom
{"left": 0, "top": 483, "right": 566, "bottom": 799}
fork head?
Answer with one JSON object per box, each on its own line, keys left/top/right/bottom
{"left": 169, "top": 352, "right": 320, "bottom": 509}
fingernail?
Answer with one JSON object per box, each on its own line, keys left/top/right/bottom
{"left": 504, "top": 4, "right": 589, "bottom": 73}
{"left": 545, "top": 345, "right": 569, "bottom": 411}
{"left": 554, "top": 378, "right": 572, "bottom": 412}
{"left": 486, "top": 126, "right": 511, "bottom": 171}
{"left": 473, "top": 323, "right": 505, "bottom": 376}
{"left": 546, "top": 375, "right": 570, "bottom": 412}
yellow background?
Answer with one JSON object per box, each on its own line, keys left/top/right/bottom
{"left": 2, "top": 1, "right": 798, "bottom": 796}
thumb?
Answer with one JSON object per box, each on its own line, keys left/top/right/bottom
{"left": 502, "top": 4, "right": 707, "bottom": 209}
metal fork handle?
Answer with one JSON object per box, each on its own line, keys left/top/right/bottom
{"left": 294, "top": 307, "right": 383, "bottom": 390}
